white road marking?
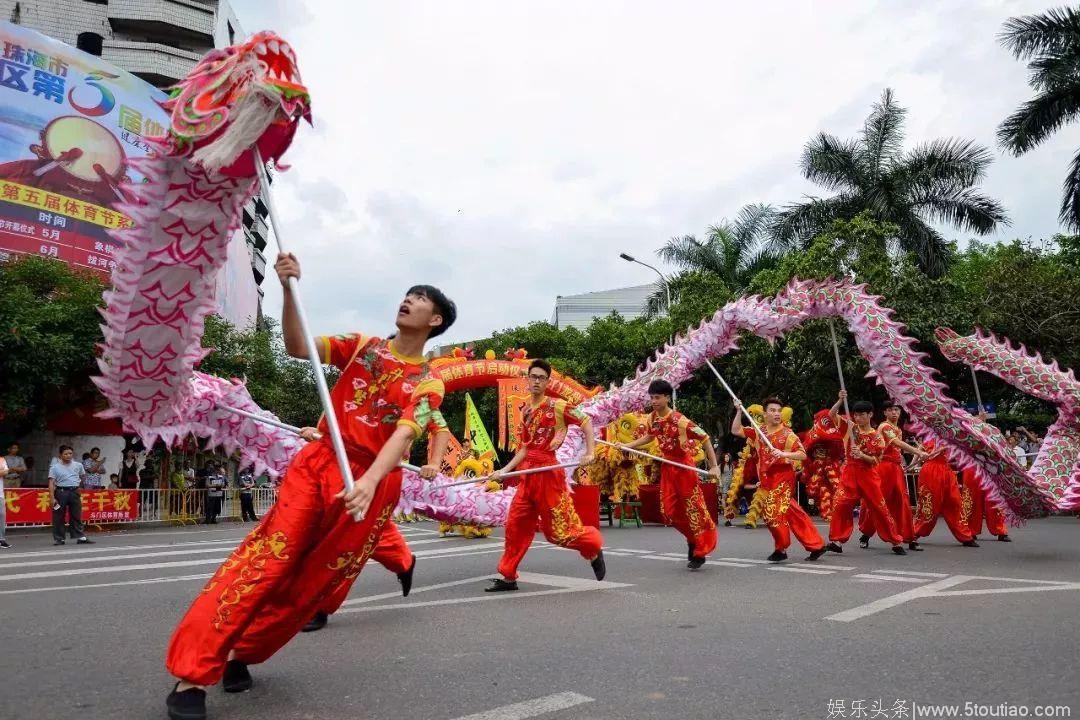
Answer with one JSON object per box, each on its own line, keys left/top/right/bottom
{"left": 827, "top": 576, "right": 971, "bottom": 621}
{"left": 0, "top": 556, "right": 228, "bottom": 581}
{"left": 338, "top": 572, "right": 630, "bottom": 613}
{"left": 767, "top": 566, "right": 835, "bottom": 575}
{"left": 0, "top": 545, "right": 241, "bottom": 570}
{"left": 340, "top": 575, "right": 494, "bottom": 606}
{"left": 718, "top": 557, "right": 770, "bottom": 564}
{"left": 0, "top": 538, "right": 242, "bottom": 560}
{"left": 870, "top": 569, "right": 949, "bottom": 578}
{"left": 0, "top": 572, "right": 214, "bottom": 595}
{"left": 853, "top": 573, "right": 929, "bottom": 583}
{"left": 449, "top": 692, "right": 594, "bottom": 720}
{"left": 789, "top": 562, "right": 854, "bottom": 570}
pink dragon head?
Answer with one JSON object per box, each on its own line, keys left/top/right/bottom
{"left": 159, "top": 31, "right": 311, "bottom": 177}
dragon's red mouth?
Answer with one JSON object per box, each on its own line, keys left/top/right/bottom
{"left": 253, "top": 35, "right": 307, "bottom": 95}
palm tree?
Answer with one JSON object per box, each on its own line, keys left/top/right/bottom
{"left": 771, "top": 89, "right": 1008, "bottom": 277}
{"left": 997, "top": 6, "right": 1080, "bottom": 231}
{"left": 646, "top": 203, "right": 778, "bottom": 314}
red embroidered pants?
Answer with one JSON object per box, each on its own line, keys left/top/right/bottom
{"left": 828, "top": 463, "right": 902, "bottom": 545}
{"left": 318, "top": 520, "right": 414, "bottom": 615}
{"left": 165, "top": 441, "right": 400, "bottom": 685}
{"left": 496, "top": 455, "right": 603, "bottom": 581}
{"left": 912, "top": 462, "right": 973, "bottom": 543}
{"left": 858, "top": 460, "right": 914, "bottom": 542}
{"left": 660, "top": 464, "right": 718, "bottom": 558}
{"left": 961, "top": 468, "right": 1008, "bottom": 537}
{"left": 760, "top": 470, "right": 824, "bottom": 552}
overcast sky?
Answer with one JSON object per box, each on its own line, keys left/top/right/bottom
{"left": 232, "top": 0, "right": 1074, "bottom": 346}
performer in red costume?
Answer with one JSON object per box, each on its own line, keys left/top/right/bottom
{"left": 825, "top": 391, "right": 907, "bottom": 556}
{"left": 799, "top": 410, "right": 845, "bottom": 521}
{"left": 165, "top": 253, "right": 456, "bottom": 720}
{"left": 624, "top": 380, "right": 721, "bottom": 569}
{"left": 731, "top": 397, "right": 826, "bottom": 563}
{"left": 485, "top": 359, "right": 605, "bottom": 592}
{"left": 858, "top": 402, "right": 930, "bottom": 551}
{"left": 961, "top": 467, "right": 1012, "bottom": 542}
{"left": 912, "top": 441, "right": 979, "bottom": 546}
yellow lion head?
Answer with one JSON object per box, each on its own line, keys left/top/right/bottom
{"left": 453, "top": 451, "right": 496, "bottom": 479}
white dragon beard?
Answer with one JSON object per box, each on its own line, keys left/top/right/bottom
{"left": 190, "top": 79, "right": 280, "bottom": 173}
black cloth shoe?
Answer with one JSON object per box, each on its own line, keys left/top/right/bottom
{"left": 767, "top": 550, "right": 788, "bottom": 563}
{"left": 397, "top": 555, "right": 417, "bottom": 597}
{"left": 484, "top": 578, "right": 518, "bottom": 592}
{"left": 826, "top": 542, "right": 843, "bottom": 554}
{"left": 962, "top": 539, "right": 980, "bottom": 547}
{"left": 687, "top": 556, "right": 706, "bottom": 570}
{"left": 167, "top": 683, "right": 206, "bottom": 720}
{"left": 806, "top": 547, "right": 827, "bottom": 562}
{"left": 77, "top": 537, "right": 95, "bottom": 544}
{"left": 908, "top": 541, "right": 924, "bottom": 551}
{"left": 591, "top": 551, "right": 607, "bottom": 581}
{"left": 858, "top": 534, "right": 871, "bottom": 549}
{"left": 222, "top": 660, "right": 252, "bottom": 693}
{"left": 723, "top": 520, "right": 732, "bottom": 527}
{"left": 997, "top": 534, "right": 1012, "bottom": 542}
{"left": 301, "top": 612, "right": 328, "bottom": 633}
{"left": 892, "top": 545, "right": 907, "bottom": 555}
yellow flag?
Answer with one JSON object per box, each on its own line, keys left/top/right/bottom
{"left": 464, "top": 393, "right": 497, "bottom": 463}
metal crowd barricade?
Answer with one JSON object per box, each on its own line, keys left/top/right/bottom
{"left": 2, "top": 487, "right": 279, "bottom": 529}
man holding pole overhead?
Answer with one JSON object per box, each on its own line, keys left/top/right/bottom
{"left": 623, "top": 379, "right": 721, "bottom": 570}
{"left": 485, "top": 359, "right": 606, "bottom": 592}
{"left": 731, "top": 397, "right": 827, "bottom": 563}
{"left": 165, "top": 253, "right": 456, "bottom": 720}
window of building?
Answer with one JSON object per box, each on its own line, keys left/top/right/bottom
{"left": 76, "top": 32, "right": 103, "bottom": 56}
{"left": 227, "top": 21, "right": 236, "bottom": 45}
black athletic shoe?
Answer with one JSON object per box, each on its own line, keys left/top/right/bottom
{"left": 484, "top": 578, "right": 518, "bottom": 592}
{"left": 723, "top": 520, "right": 732, "bottom": 527}
{"left": 908, "top": 541, "right": 924, "bottom": 551}
{"left": 0, "top": 540, "right": 11, "bottom": 549}
{"left": 806, "top": 547, "right": 827, "bottom": 562}
{"left": 397, "top": 555, "right": 417, "bottom": 597}
{"left": 858, "top": 534, "right": 871, "bottom": 549}
{"left": 767, "top": 550, "right": 788, "bottom": 563}
{"left": 301, "top": 612, "right": 328, "bottom": 633}
{"left": 962, "top": 539, "right": 980, "bottom": 547}
{"left": 77, "top": 537, "right": 95, "bottom": 545}
{"left": 687, "top": 556, "right": 706, "bottom": 570}
{"left": 997, "top": 534, "right": 1012, "bottom": 542}
{"left": 891, "top": 545, "right": 907, "bottom": 556}
{"left": 742, "top": 523, "right": 754, "bottom": 530}
{"left": 826, "top": 542, "right": 844, "bottom": 554}
{"left": 53, "top": 540, "right": 65, "bottom": 546}
{"left": 166, "top": 683, "right": 206, "bottom": 720}
{"left": 222, "top": 660, "right": 252, "bottom": 693}
{"left": 591, "top": 551, "right": 607, "bottom": 581}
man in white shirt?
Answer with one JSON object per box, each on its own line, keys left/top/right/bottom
{"left": 48, "top": 445, "right": 94, "bottom": 546}
{"left": 0, "top": 456, "right": 10, "bottom": 548}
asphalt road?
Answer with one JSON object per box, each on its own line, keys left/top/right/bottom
{"left": 2, "top": 515, "right": 1078, "bottom": 720}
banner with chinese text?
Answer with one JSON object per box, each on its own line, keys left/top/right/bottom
{"left": 3, "top": 488, "right": 139, "bottom": 524}
{"left": 0, "top": 23, "right": 169, "bottom": 276}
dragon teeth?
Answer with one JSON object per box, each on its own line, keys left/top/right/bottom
{"left": 268, "top": 39, "right": 281, "bottom": 54}
{"left": 256, "top": 41, "right": 267, "bottom": 55}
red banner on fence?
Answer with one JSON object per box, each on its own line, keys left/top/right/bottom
{"left": 3, "top": 489, "right": 139, "bottom": 524}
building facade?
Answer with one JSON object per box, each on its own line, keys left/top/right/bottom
{"left": 552, "top": 284, "right": 655, "bottom": 330}
{"left": 2, "top": 0, "right": 269, "bottom": 315}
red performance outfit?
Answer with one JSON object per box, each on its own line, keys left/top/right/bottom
{"left": 496, "top": 397, "right": 603, "bottom": 581}
{"left": 912, "top": 443, "right": 974, "bottom": 543}
{"left": 166, "top": 334, "right": 446, "bottom": 685}
{"left": 828, "top": 419, "right": 903, "bottom": 546}
{"left": 799, "top": 410, "right": 844, "bottom": 521}
{"left": 645, "top": 410, "right": 717, "bottom": 559}
{"left": 960, "top": 468, "right": 1009, "bottom": 539}
{"left": 858, "top": 421, "right": 915, "bottom": 543}
{"left": 744, "top": 426, "right": 824, "bottom": 554}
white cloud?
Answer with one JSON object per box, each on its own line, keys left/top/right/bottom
{"left": 235, "top": 0, "right": 1076, "bottom": 345}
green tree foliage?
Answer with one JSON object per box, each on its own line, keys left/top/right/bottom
{"left": 0, "top": 256, "right": 105, "bottom": 439}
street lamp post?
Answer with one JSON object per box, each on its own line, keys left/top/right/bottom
{"left": 619, "top": 252, "right": 676, "bottom": 409}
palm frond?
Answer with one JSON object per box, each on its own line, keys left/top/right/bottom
{"left": 892, "top": 212, "right": 952, "bottom": 277}
{"left": 1061, "top": 147, "right": 1080, "bottom": 231}
{"left": 861, "top": 88, "right": 907, "bottom": 175}
{"left": 656, "top": 234, "right": 723, "bottom": 275}
{"left": 800, "top": 133, "right": 866, "bottom": 191}
{"left": 644, "top": 279, "right": 670, "bottom": 318}
{"left": 902, "top": 138, "right": 995, "bottom": 188}
{"left": 770, "top": 197, "right": 846, "bottom": 246}
{"left": 997, "top": 85, "right": 1080, "bottom": 154}
{"left": 1027, "top": 48, "right": 1080, "bottom": 91}
{"left": 998, "top": 7, "right": 1080, "bottom": 60}
{"left": 730, "top": 203, "right": 776, "bottom": 247}
{"left": 910, "top": 186, "right": 1010, "bottom": 235}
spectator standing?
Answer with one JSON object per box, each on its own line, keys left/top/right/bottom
{"left": 4, "top": 443, "right": 27, "bottom": 488}
{"left": 183, "top": 461, "right": 196, "bottom": 490}
{"left": 0, "top": 456, "right": 10, "bottom": 548}
{"left": 107, "top": 474, "right": 120, "bottom": 490}
{"left": 238, "top": 469, "right": 258, "bottom": 522}
{"left": 118, "top": 449, "right": 139, "bottom": 489}
{"left": 1006, "top": 434, "right": 1028, "bottom": 469}
{"left": 204, "top": 463, "right": 226, "bottom": 524}
{"left": 83, "top": 448, "right": 106, "bottom": 489}
{"left": 48, "top": 445, "right": 93, "bottom": 545}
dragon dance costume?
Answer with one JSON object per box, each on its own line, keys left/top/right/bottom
{"left": 913, "top": 442, "right": 974, "bottom": 544}
{"left": 828, "top": 418, "right": 903, "bottom": 547}
{"left": 961, "top": 468, "right": 1010, "bottom": 539}
{"left": 857, "top": 420, "right": 915, "bottom": 544}
{"left": 743, "top": 426, "right": 825, "bottom": 555}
